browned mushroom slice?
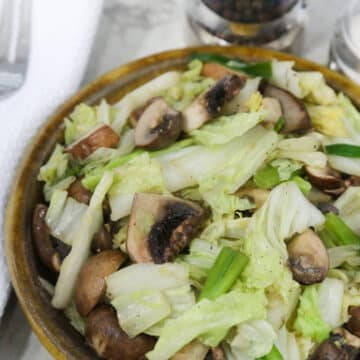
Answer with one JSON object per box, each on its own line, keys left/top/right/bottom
{"left": 261, "top": 97, "right": 282, "bottom": 125}
{"left": 127, "top": 193, "right": 205, "bottom": 264}
{"left": 171, "top": 340, "right": 208, "bottom": 360}
{"left": 287, "top": 229, "right": 329, "bottom": 284}
{"left": 134, "top": 98, "right": 182, "bottom": 150}
{"left": 207, "top": 347, "right": 226, "bottom": 360}
{"left": 317, "top": 202, "right": 339, "bottom": 215}
{"left": 182, "top": 74, "right": 246, "bottom": 131}
{"left": 262, "top": 84, "right": 311, "bottom": 134}
{"left": 305, "top": 166, "right": 343, "bottom": 190}
{"left": 68, "top": 178, "right": 92, "bottom": 205}
{"left": 128, "top": 97, "right": 161, "bottom": 128}
{"left": 334, "top": 327, "right": 360, "bottom": 349}
{"left": 75, "top": 250, "right": 126, "bottom": 317}
{"left": 85, "top": 305, "right": 156, "bottom": 360}
{"left": 32, "top": 204, "right": 61, "bottom": 273}
{"left": 65, "top": 124, "right": 120, "bottom": 160}
{"left": 309, "top": 337, "right": 352, "bottom": 360}
{"left": 91, "top": 225, "right": 113, "bottom": 254}
{"left": 346, "top": 307, "right": 360, "bottom": 338}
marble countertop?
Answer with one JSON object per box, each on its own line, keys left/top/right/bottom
{"left": 0, "top": 0, "right": 345, "bottom": 358}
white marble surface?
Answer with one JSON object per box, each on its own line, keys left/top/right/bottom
{"left": 0, "top": 0, "right": 345, "bottom": 358}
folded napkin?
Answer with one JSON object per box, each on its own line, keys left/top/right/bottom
{"left": 0, "top": 0, "right": 103, "bottom": 319}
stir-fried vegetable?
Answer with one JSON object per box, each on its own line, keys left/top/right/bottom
{"left": 33, "top": 56, "right": 360, "bottom": 360}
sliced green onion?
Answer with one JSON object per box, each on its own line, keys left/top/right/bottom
{"left": 291, "top": 176, "right": 311, "bottom": 195}
{"left": 257, "top": 345, "right": 283, "bottom": 360}
{"left": 317, "top": 228, "right": 337, "bottom": 248}
{"left": 274, "top": 116, "right": 285, "bottom": 133}
{"left": 325, "top": 144, "right": 360, "bottom": 158}
{"left": 190, "top": 53, "right": 272, "bottom": 79}
{"left": 254, "top": 165, "right": 281, "bottom": 189}
{"left": 320, "top": 212, "right": 360, "bottom": 248}
{"left": 199, "top": 247, "right": 249, "bottom": 301}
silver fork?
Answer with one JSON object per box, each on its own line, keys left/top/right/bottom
{"left": 0, "top": 0, "right": 31, "bottom": 99}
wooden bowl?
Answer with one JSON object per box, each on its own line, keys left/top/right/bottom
{"left": 5, "top": 46, "right": 360, "bottom": 359}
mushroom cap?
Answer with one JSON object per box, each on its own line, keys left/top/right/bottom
{"left": 305, "top": 166, "right": 343, "bottom": 191}
{"left": 262, "top": 84, "right": 311, "bottom": 134}
{"left": 128, "top": 97, "right": 161, "bottom": 128}
{"left": 75, "top": 250, "right": 126, "bottom": 316}
{"left": 68, "top": 179, "right": 92, "bottom": 205}
{"left": 32, "top": 204, "right": 61, "bottom": 273}
{"left": 127, "top": 193, "right": 204, "bottom": 264}
{"left": 310, "top": 339, "right": 345, "bottom": 360}
{"left": 346, "top": 307, "right": 360, "bottom": 338}
{"left": 91, "top": 225, "right": 113, "bottom": 254}
{"left": 134, "top": 98, "right": 182, "bottom": 150}
{"left": 287, "top": 229, "right": 329, "bottom": 284}
{"left": 85, "top": 305, "right": 156, "bottom": 360}
{"left": 236, "top": 187, "right": 270, "bottom": 209}
{"left": 183, "top": 74, "right": 245, "bottom": 131}
{"left": 65, "top": 124, "right": 120, "bottom": 159}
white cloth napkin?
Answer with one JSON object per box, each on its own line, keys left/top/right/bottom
{"left": 0, "top": 0, "right": 103, "bottom": 319}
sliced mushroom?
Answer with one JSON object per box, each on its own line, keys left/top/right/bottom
{"left": 317, "top": 202, "right": 339, "bottom": 215}
{"left": 32, "top": 204, "right": 61, "bottom": 273}
{"left": 128, "top": 97, "right": 160, "bottom": 128}
{"left": 310, "top": 337, "right": 349, "bottom": 360}
{"left": 75, "top": 250, "right": 126, "bottom": 316}
{"left": 171, "top": 340, "right": 208, "bottom": 360}
{"left": 236, "top": 187, "right": 270, "bottom": 209}
{"left": 201, "top": 63, "right": 235, "bottom": 80}
{"left": 311, "top": 330, "right": 360, "bottom": 360}
{"left": 91, "top": 225, "right": 113, "bottom": 254}
{"left": 182, "top": 74, "right": 246, "bottom": 131}
{"left": 305, "top": 166, "right": 343, "bottom": 191}
{"left": 346, "top": 307, "right": 360, "bottom": 338}
{"left": 262, "top": 84, "right": 311, "bottom": 134}
{"left": 287, "top": 229, "right": 329, "bottom": 284}
{"left": 85, "top": 305, "right": 155, "bottom": 360}
{"left": 68, "top": 178, "right": 92, "bottom": 205}
{"left": 207, "top": 347, "right": 226, "bottom": 360}
{"left": 127, "top": 193, "right": 205, "bottom": 264}
{"left": 334, "top": 327, "right": 360, "bottom": 349}
{"left": 346, "top": 175, "right": 360, "bottom": 187}
{"left": 261, "top": 97, "right": 282, "bottom": 125}
{"left": 134, "top": 97, "right": 182, "bottom": 150}
{"left": 65, "top": 124, "right": 120, "bottom": 160}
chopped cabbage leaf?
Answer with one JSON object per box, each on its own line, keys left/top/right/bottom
{"left": 306, "top": 104, "right": 347, "bottom": 137}
{"left": 146, "top": 289, "right": 267, "bottom": 360}
{"left": 111, "top": 289, "right": 172, "bottom": 337}
{"left": 43, "top": 176, "right": 75, "bottom": 202}
{"left": 109, "top": 153, "right": 168, "bottom": 220}
{"left": 64, "top": 302, "right": 86, "bottom": 335}
{"left": 276, "top": 136, "right": 327, "bottom": 168}
{"left": 270, "top": 159, "right": 303, "bottom": 182}
{"left": 299, "top": 72, "right": 337, "bottom": 105}
{"left": 64, "top": 101, "right": 116, "bottom": 145}
{"left": 190, "top": 112, "right": 264, "bottom": 146}
{"left": 271, "top": 61, "right": 304, "bottom": 99}
{"left": 52, "top": 171, "right": 113, "bottom": 309}
{"left": 318, "top": 277, "right": 344, "bottom": 329}
{"left": 243, "top": 182, "right": 325, "bottom": 289}
{"left": 46, "top": 190, "right": 88, "bottom": 245}
{"left": 338, "top": 92, "right": 360, "bottom": 134}
{"left": 334, "top": 186, "right": 360, "bottom": 234}
{"left": 163, "top": 60, "right": 215, "bottom": 111}
{"left": 229, "top": 320, "right": 277, "bottom": 358}
{"left": 328, "top": 245, "right": 360, "bottom": 268}
{"left": 293, "top": 285, "right": 331, "bottom": 342}
{"left": 38, "top": 145, "right": 70, "bottom": 184}
{"left": 244, "top": 91, "right": 263, "bottom": 112}
{"left": 106, "top": 263, "right": 190, "bottom": 299}
{"left": 275, "top": 326, "right": 304, "bottom": 360}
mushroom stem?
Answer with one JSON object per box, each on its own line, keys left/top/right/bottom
{"left": 32, "top": 204, "right": 61, "bottom": 273}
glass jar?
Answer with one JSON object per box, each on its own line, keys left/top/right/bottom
{"left": 329, "top": 0, "right": 360, "bottom": 83}
{"left": 187, "top": 0, "right": 307, "bottom": 51}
